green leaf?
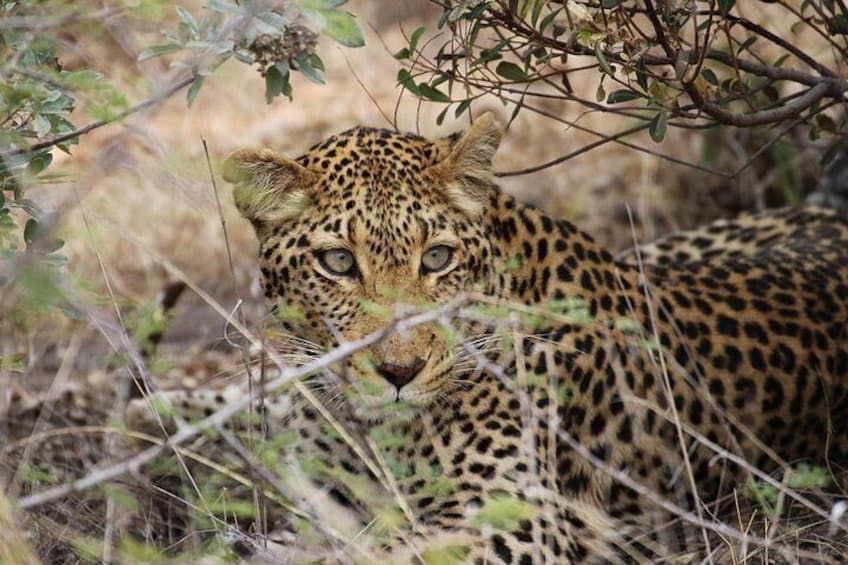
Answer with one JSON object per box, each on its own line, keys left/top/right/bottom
{"left": 301, "top": 0, "right": 349, "bottom": 6}
{"left": 138, "top": 43, "right": 182, "bottom": 62}
{"left": 24, "top": 218, "right": 38, "bottom": 245}
{"left": 421, "top": 545, "right": 470, "bottom": 565}
{"left": 819, "top": 139, "right": 842, "bottom": 167}
{"left": 495, "top": 61, "right": 528, "bottom": 81}
{"left": 539, "top": 10, "right": 559, "bottom": 33}
{"left": 701, "top": 68, "right": 718, "bottom": 85}
{"left": 436, "top": 105, "right": 450, "bottom": 126}
{"left": 27, "top": 153, "right": 53, "bottom": 176}
{"left": 467, "top": 1, "right": 489, "bottom": 19}
{"left": 393, "top": 47, "right": 411, "bottom": 60}
{"left": 17, "top": 199, "right": 40, "bottom": 217}
{"left": 265, "top": 64, "right": 292, "bottom": 102}
{"left": 736, "top": 36, "right": 757, "bottom": 55}
{"left": 397, "top": 69, "right": 421, "bottom": 96}
{"left": 34, "top": 114, "right": 51, "bottom": 137}
{"left": 595, "top": 82, "right": 606, "bottom": 102}
{"left": 321, "top": 9, "right": 364, "bottom": 47}
{"left": 594, "top": 42, "right": 613, "bottom": 75}
{"left": 479, "top": 39, "right": 508, "bottom": 63}
{"left": 454, "top": 99, "right": 471, "bottom": 118}
{"left": 310, "top": 54, "right": 325, "bottom": 72}
{"left": 509, "top": 100, "right": 522, "bottom": 125}
{"left": 817, "top": 113, "right": 837, "bottom": 132}
{"left": 635, "top": 61, "right": 649, "bottom": 90}
{"left": 530, "top": 0, "right": 545, "bottom": 25}
{"left": 206, "top": 0, "right": 243, "bottom": 14}
{"left": 255, "top": 10, "right": 287, "bottom": 31}
{"left": 46, "top": 238, "right": 64, "bottom": 253}
{"left": 648, "top": 110, "right": 668, "bottom": 143}
{"left": 718, "top": 0, "right": 736, "bottom": 15}
{"left": 474, "top": 494, "right": 536, "bottom": 530}
{"left": 437, "top": 6, "right": 451, "bottom": 28}
{"left": 295, "top": 52, "right": 325, "bottom": 84}
{"left": 447, "top": 4, "right": 467, "bottom": 23}
{"left": 176, "top": 6, "right": 199, "bottom": 33}
{"left": 787, "top": 464, "right": 831, "bottom": 489}
{"left": 827, "top": 14, "right": 848, "bottom": 34}
{"left": 606, "top": 89, "right": 641, "bottom": 104}
{"left": 186, "top": 76, "right": 204, "bottom": 107}
{"left": 409, "top": 26, "right": 426, "bottom": 51}
{"left": 418, "top": 83, "right": 451, "bottom": 103}
{"left": 0, "top": 353, "right": 26, "bottom": 373}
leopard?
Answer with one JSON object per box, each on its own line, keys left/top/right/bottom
{"left": 8, "top": 113, "right": 848, "bottom": 563}
{"left": 618, "top": 205, "right": 848, "bottom": 268}
{"left": 617, "top": 147, "right": 848, "bottom": 269}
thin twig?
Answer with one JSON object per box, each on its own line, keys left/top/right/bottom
{"left": 495, "top": 122, "right": 650, "bottom": 177}
{"left": 16, "top": 296, "right": 472, "bottom": 510}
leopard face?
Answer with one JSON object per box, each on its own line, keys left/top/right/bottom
{"left": 223, "top": 120, "right": 503, "bottom": 421}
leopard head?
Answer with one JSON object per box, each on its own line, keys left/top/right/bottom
{"left": 223, "top": 113, "right": 504, "bottom": 421}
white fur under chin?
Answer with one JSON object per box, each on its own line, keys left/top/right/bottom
{"left": 350, "top": 394, "right": 431, "bottom": 424}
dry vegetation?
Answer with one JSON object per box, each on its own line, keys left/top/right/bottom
{"left": 2, "top": 0, "right": 847, "bottom": 562}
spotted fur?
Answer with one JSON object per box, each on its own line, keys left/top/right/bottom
{"left": 619, "top": 206, "right": 847, "bottom": 267}
{"left": 129, "top": 115, "right": 848, "bottom": 561}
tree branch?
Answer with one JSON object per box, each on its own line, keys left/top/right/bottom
{"left": 643, "top": 0, "right": 846, "bottom": 128}
{"left": 725, "top": 14, "right": 837, "bottom": 78}
{"left": 0, "top": 75, "right": 194, "bottom": 160}
{"left": 698, "top": 80, "right": 838, "bottom": 127}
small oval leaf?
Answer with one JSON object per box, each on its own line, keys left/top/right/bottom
{"left": 186, "top": 76, "right": 204, "bottom": 107}
{"left": 409, "top": 26, "right": 426, "bottom": 51}
{"left": 417, "top": 83, "right": 451, "bottom": 103}
{"left": 648, "top": 110, "right": 668, "bottom": 143}
{"left": 594, "top": 42, "right": 612, "bottom": 75}
{"left": 495, "top": 61, "right": 528, "bottom": 82}
{"left": 322, "top": 10, "right": 365, "bottom": 47}
{"left": 701, "top": 68, "right": 718, "bottom": 85}
{"left": 138, "top": 43, "right": 182, "bottom": 62}
{"left": 606, "top": 89, "right": 641, "bottom": 104}
{"left": 24, "top": 218, "right": 38, "bottom": 245}
{"left": 397, "top": 69, "right": 421, "bottom": 96}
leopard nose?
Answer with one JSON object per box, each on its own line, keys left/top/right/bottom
{"left": 376, "top": 357, "right": 426, "bottom": 390}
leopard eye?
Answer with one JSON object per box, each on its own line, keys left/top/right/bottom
{"left": 318, "top": 248, "right": 356, "bottom": 276}
{"left": 421, "top": 245, "right": 454, "bottom": 274}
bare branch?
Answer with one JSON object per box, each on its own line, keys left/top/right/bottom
{"left": 698, "top": 80, "right": 840, "bottom": 127}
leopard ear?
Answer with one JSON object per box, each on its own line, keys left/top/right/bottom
{"left": 428, "top": 112, "right": 504, "bottom": 218}
{"left": 222, "top": 148, "right": 321, "bottom": 229}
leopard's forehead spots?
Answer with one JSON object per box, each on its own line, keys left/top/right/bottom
{"left": 284, "top": 126, "right": 471, "bottom": 272}
{"left": 295, "top": 126, "right": 448, "bottom": 201}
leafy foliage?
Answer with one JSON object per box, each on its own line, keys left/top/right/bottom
{"left": 747, "top": 463, "right": 833, "bottom": 517}
{"left": 395, "top": 1, "right": 847, "bottom": 153}
{"left": 0, "top": 1, "right": 93, "bottom": 344}
{"left": 0, "top": 0, "right": 364, "bottom": 359}
{"left": 140, "top": 0, "right": 364, "bottom": 103}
